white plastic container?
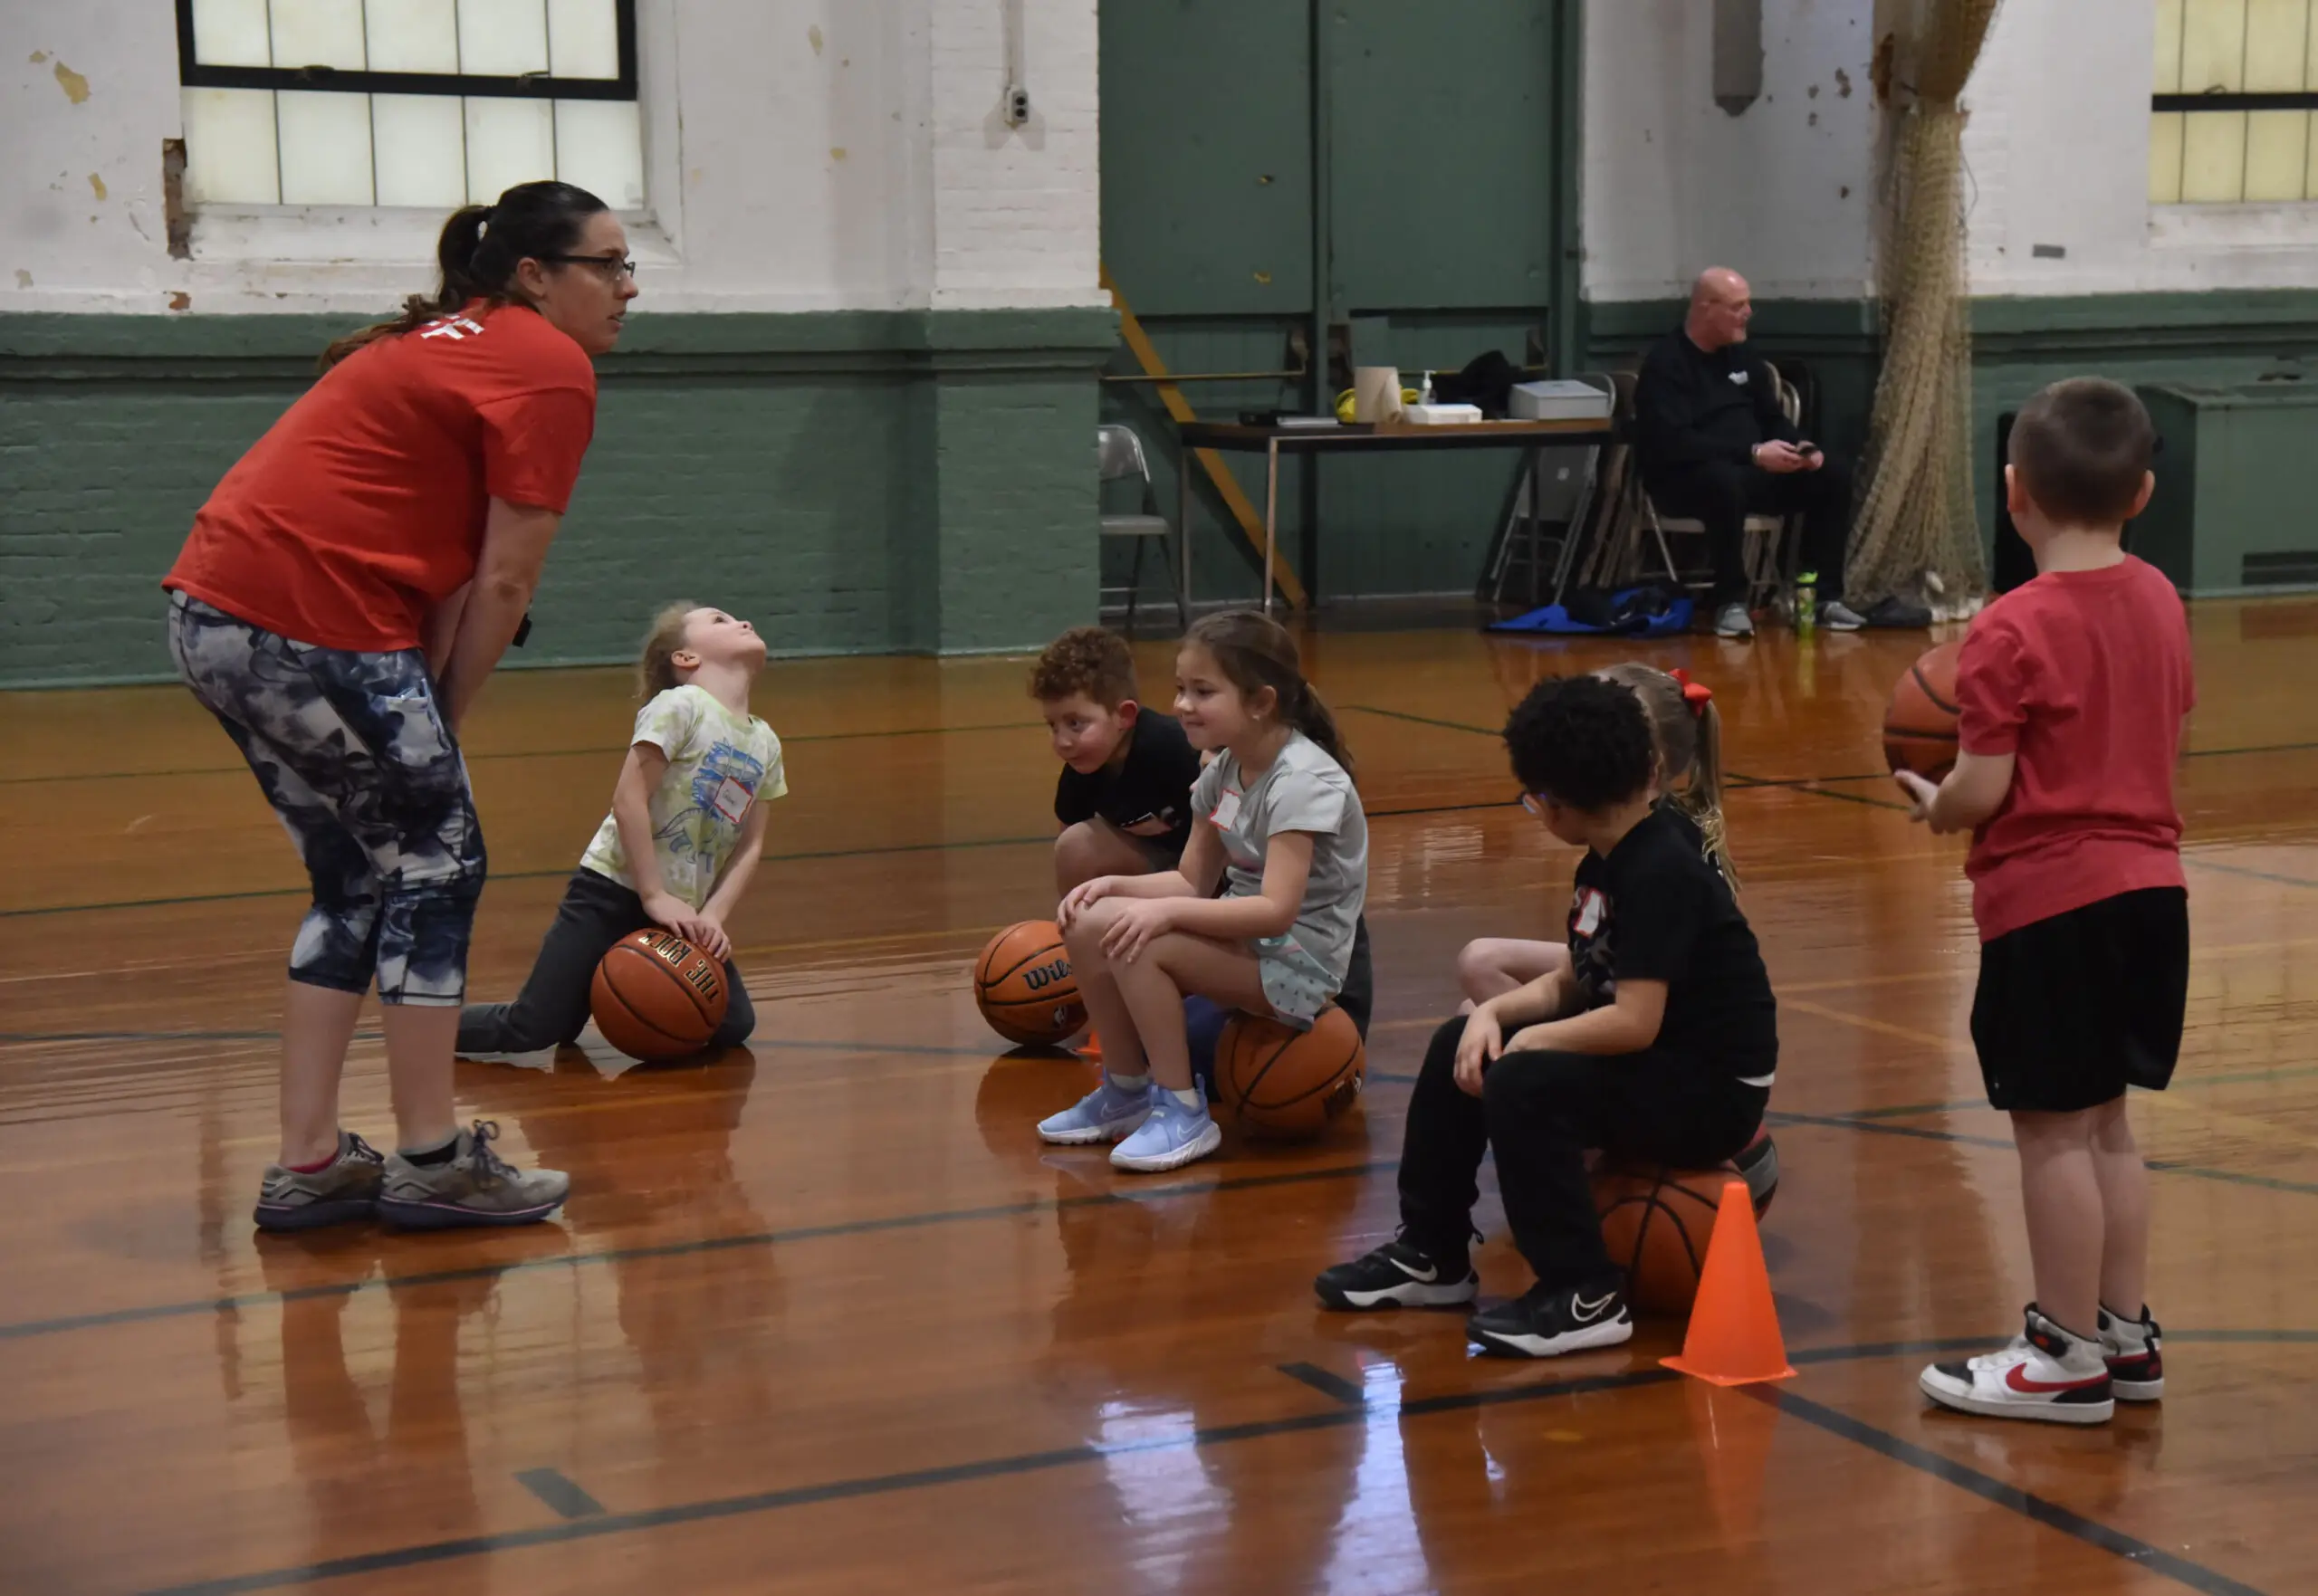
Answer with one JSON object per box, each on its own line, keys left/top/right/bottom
{"left": 1509, "top": 379, "right": 1613, "bottom": 421}
{"left": 1402, "top": 402, "right": 1483, "bottom": 426}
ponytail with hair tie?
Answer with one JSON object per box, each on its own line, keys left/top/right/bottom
{"left": 318, "top": 179, "right": 607, "bottom": 372}
{"left": 1669, "top": 667, "right": 1713, "bottom": 716}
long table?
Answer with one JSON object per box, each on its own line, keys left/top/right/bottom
{"left": 1174, "top": 416, "right": 1619, "bottom": 614}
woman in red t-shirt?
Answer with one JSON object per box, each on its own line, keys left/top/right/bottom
{"left": 163, "top": 179, "right": 637, "bottom": 1233}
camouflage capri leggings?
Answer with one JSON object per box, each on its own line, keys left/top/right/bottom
{"left": 168, "top": 590, "right": 485, "bottom": 1006}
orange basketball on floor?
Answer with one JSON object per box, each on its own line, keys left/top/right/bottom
{"left": 1882, "top": 637, "right": 1962, "bottom": 781}
{"left": 974, "top": 921, "right": 1085, "bottom": 1046}
{"left": 590, "top": 928, "right": 729, "bottom": 1062}
{"left": 1214, "top": 1006, "right": 1365, "bottom": 1140}
{"left": 1592, "top": 1165, "right": 1736, "bottom": 1315}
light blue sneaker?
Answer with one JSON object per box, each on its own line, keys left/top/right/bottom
{"left": 1110, "top": 1092, "right": 1223, "bottom": 1173}
{"left": 1037, "top": 1076, "right": 1154, "bottom": 1145}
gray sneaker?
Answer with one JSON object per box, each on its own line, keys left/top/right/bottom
{"left": 1714, "top": 602, "right": 1756, "bottom": 638}
{"left": 1820, "top": 599, "right": 1867, "bottom": 632}
{"left": 254, "top": 1131, "right": 386, "bottom": 1231}
{"left": 376, "top": 1121, "right": 570, "bottom": 1230}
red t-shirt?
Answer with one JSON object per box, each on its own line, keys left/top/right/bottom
{"left": 165, "top": 301, "right": 597, "bottom": 652}
{"left": 1955, "top": 555, "right": 2194, "bottom": 941}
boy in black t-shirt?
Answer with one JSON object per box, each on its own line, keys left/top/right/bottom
{"left": 1317, "top": 674, "right": 1776, "bottom": 1358}
{"left": 1034, "top": 626, "right": 1207, "bottom": 894}
{"left": 1029, "top": 627, "right": 1374, "bottom": 1049}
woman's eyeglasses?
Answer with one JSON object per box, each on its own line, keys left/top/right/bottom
{"left": 539, "top": 253, "right": 637, "bottom": 282}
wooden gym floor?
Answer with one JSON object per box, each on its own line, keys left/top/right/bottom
{"left": 4, "top": 606, "right": 2315, "bottom": 1595}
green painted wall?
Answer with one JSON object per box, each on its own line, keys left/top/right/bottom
{"left": 1588, "top": 290, "right": 2318, "bottom": 577}
{"left": 1970, "top": 291, "right": 2318, "bottom": 560}
{"left": 0, "top": 308, "right": 1115, "bottom": 687}
{"left": 1097, "top": 0, "right": 1581, "bottom": 608}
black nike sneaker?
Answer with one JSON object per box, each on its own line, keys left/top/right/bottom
{"left": 1314, "top": 1235, "right": 1480, "bottom": 1311}
{"left": 1467, "top": 1280, "right": 1634, "bottom": 1358}
{"left": 1732, "top": 1124, "right": 1779, "bottom": 1217}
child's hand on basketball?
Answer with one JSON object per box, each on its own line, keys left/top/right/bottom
{"left": 644, "top": 892, "right": 721, "bottom": 957}
{"left": 1454, "top": 1007, "right": 1503, "bottom": 1095}
{"left": 690, "top": 913, "right": 732, "bottom": 961}
{"left": 1893, "top": 769, "right": 1940, "bottom": 824}
{"left": 1098, "top": 897, "right": 1175, "bottom": 962}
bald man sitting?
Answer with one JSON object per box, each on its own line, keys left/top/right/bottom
{"left": 1634, "top": 268, "right": 1870, "bottom": 639}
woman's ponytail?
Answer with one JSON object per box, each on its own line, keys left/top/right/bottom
{"left": 318, "top": 183, "right": 607, "bottom": 372}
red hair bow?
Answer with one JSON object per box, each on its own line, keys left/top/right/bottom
{"left": 1669, "top": 667, "right": 1712, "bottom": 716}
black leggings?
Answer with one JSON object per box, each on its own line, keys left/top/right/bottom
{"left": 457, "top": 869, "right": 755, "bottom": 1055}
{"left": 1397, "top": 1015, "right": 1766, "bottom": 1291}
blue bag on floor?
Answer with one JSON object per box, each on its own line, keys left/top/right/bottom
{"left": 1489, "top": 583, "right": 1692, "bottom": 638}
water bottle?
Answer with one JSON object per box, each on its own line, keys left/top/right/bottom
{"left": 1795, "top": 569, "right": 1818, "bottom": 637}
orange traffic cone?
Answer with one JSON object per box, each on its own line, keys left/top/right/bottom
{"left": 1662, "top": 1179, "right": 1795, "bottom": 1387}
{"left": 1076, "top": 1028, "right": 1104, "bottom": 1061}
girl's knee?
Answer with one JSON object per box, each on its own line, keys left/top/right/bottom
{"left": 1455, "top": 940, "right": 1499, "bottom": 1000}
{"left": 1062, "top": 897, "right": 1121, "bottom": 960}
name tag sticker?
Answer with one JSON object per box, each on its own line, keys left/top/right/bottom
{"left": 711, "top": 776, "right": 753, "bottom": 823}
{"left": 1210, "top": 789, "right": 1243, "bottom": 830}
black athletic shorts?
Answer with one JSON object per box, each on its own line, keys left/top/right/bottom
{"left": 1970, "top": 886, "right": 2189, "bottom": 1113}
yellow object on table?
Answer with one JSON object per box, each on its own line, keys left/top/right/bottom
{"left": 1335, "top": 387, "right": 1420, "bottom": 424}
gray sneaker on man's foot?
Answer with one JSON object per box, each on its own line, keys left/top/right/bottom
{"left": 254, "top": 1130, "right": 387, "bottom": 1231}
{"left": 376, "top": 1121, "right": 570, "bottom": 1230}
{"left": 1714, "top": 603, "right": 1756, "bottom": 639}
{"left": 1820, "top": 599, "right": 1868, "bottom": 632}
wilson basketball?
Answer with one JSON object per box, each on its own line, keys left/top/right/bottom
{"left": 589, "top": 928, "right": 730, "bottom": 1062}
{"left": 1214, "top": 1006, "right": 1365, "bottom": 1140}
{"left": 1592, "top": 1164, "right": 1737, "bottom": 1315}
{"left": 1882, "top": 637, "right": 1963, "bottom": 781}
{"left": 974, "top": 921, "right": 1085, "bottom": 1046}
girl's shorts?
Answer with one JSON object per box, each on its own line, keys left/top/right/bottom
{"left": 1253, "top": 933, "right": 1339, "bottom": 1027}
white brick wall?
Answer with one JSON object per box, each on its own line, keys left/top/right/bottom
{"left": 1, "top": 0, "right": 1103, "bottom": 315}
{"left": 1583, "top": 0, "right": 1882, "bottom": 303}
{"left": 1963, "top": 0, "right": 2318, "bottom": 295}
{"left": 928, "top": 0, "right": 1105, "bottom": 311}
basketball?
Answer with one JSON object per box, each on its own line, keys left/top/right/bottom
{"left": 1591, "top": 1164, "right": 1740, "bottom": 1315}
{"left": 1213, "top": 1006, "right": 1365, "bottom": 1140}
{"left": 1882, "top": 637, "right": 1962, "bottom": 781}
{"left": 974, "top": 921, "right": 1086, "bottom": 1046}
{"left": 589, "top": 928, "right": 730, "bottom": 1062}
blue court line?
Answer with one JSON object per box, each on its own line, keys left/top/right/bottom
{"left": 1769, "top": 1109, "right": 2318, "bottom": 1197}
{"left": 5, "top": 1092, "right": 2311, "bottom": 1347}
{"left": 512, "top": 1468, "right": 605, "bottom": 1521}
{"left": 0, "top": 1159, "right": 1398, "bottom": 1343}
{"left": 1752, "top": 1386, "right": 2269, "bottom": 1596}
{"left": 130, "top": 1327, "right": 2307, "bottom": 1596}
{"left": 0, "top": 722, "right": 1053, "bottom": 788}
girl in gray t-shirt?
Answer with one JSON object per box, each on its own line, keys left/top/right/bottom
{"left": 1038, "top": 613, "right": 1370, "bottom": 1175}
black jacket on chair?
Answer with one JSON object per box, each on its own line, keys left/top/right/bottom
{"left": 1633, "top": 327, "right": 1800, "bottom": 479}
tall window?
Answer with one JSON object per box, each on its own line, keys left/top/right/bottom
{"left": 2151, "top": 0, "right": 2318, "bottom": 203}
{"left": 177, "top": 0, "right": 643, "bottom": 211}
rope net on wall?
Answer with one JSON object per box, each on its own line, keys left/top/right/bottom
{"left": 1844, "top": 0, "right": 2003, "bottom": 612}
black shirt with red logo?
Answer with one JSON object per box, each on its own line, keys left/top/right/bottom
{"left": 1566, "top": 805, "right": 1777, "bottom": 1084}
{"left": 1054, "top": 712, "right": 1204, "bottom": 859}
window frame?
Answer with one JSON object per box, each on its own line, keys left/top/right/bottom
{"left": 174, "top": 0, "right": 639, "bottom": 103}
{"left": 2153, "top": 91, "right": 2318, "bottom": 111}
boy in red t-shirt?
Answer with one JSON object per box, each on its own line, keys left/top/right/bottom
{"left": 1897, "top": 378, "right": 2193, "bottom": 1426}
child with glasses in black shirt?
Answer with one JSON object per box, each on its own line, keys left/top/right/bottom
{"left": 1317, "top": 674, "right": 1777, "bottom": 1357}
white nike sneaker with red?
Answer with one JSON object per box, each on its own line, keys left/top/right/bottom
{"left": 2099, "top": 1302, "right": 2164, "bottom": 1400}
{"left": 1919, "top": 1305, "right": 2114, "bottom": 1425}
